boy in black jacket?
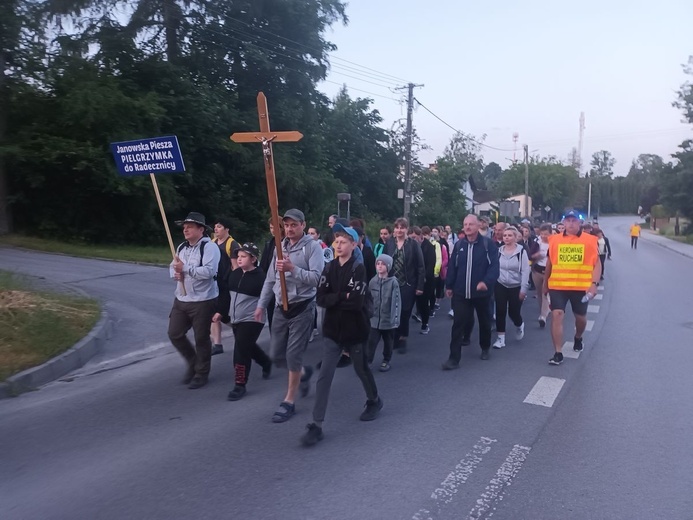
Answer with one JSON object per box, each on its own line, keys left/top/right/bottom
{"left": 300, "top": 224, "right": 383, "bottom": 446}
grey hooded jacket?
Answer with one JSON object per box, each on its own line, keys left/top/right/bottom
{"left": 369, "top": 275, "right": 401, "bottom": 330}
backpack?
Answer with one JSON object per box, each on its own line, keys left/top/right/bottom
{"left": 324, "top": 260, "right": 375, "bottom": 318}
{"left": 177, "top": 238, "right": 235, "bottom": 283}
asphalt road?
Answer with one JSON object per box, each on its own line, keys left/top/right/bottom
{"left": 1, "top": 215, "right": 692, "bottom": 519}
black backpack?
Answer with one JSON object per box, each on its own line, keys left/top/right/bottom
{"left": 176, "top": 238, "right": 233, "bottom": 284}
{"left": 323, "top": 260, "right": 375, "bottom": 318}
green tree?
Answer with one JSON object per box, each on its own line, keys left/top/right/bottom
{"left": 660, "top": 141, "right": 693, "bottom": 230}
{"left": 590, "top": 150, "right": 616, "bottom": 177}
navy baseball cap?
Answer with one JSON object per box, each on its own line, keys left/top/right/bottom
{"left": 563, "top": 209, "right": 580, "bottom": 219}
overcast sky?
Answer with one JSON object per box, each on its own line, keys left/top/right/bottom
{"left": 319, "top": 0, "right": 693, "bottom": 176}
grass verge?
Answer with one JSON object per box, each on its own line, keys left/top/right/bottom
{"left": 0, "top": 271, "right": 100, "bottom": 381}
{"left": 0, "top": 234, "right": 171, "bottom": 264}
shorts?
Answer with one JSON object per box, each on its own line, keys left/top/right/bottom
{"left": 548, "top": 289, "right": 588, "bottom": 316}
{"left": 269, "top": 299, "right": 315, "bottom": 371}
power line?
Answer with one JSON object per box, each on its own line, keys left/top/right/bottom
{"left": 413, "top": 98, "right": 516, "bottom": 152}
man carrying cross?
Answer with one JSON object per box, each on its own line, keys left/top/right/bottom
{"left": 255, "top": 209, "right": 324, "bottom": 422}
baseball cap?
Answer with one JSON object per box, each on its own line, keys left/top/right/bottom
{"left": 563, "top": 209, "right": 580, "bottom": 219}
{"left": 282, "top": 209, "right": 305, "bottom": 222}
{"left": 332, "top": 223, "right": 358, "bottom": 242}
{"left": 234, "top": 242, "right": 260, "bottom": 258}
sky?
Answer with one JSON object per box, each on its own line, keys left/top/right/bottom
{"left": 318, "top": 0, "right": 693, "bottom": 176}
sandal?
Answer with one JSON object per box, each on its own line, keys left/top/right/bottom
{"left": 271, "top": 401, "right": 295, "bottom": 423}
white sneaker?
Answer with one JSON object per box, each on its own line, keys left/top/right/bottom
{"left": 493, "top": 336, "right": 506, "bottom": 349}
{"left": 516, "top": 323, "right": 525, "bottom": 340}
{"left": 448, "top": 309, "right": 454, "bottom": 318}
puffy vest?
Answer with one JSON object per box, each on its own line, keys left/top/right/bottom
{"left": 547, "top": 232, "right": 598, "bottom": 291}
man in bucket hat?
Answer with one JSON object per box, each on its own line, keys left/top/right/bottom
{"left": 169, "top": 211, "right": 220, "bottom": 389}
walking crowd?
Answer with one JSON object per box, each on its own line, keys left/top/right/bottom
{"left": 167, "top": 208, "right": 613, "bottom": 446}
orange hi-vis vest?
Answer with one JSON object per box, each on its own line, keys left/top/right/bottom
{"left": 547, "top": 231, "right": 598, "bottom": 291}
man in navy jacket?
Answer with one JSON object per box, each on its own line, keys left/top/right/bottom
{"left": 443, "top": 214, "right": 500, "bottom": 368}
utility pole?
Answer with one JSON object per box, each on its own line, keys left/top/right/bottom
{"left": 577, "top": 112, "right": 585, "bottom": 174}
{"left": 524, "top": 144, "right": 529, "bottom": 219}
{"left": 397, "top": 82, "right": 423, "bottom": 221}
{"left": 587, "top": 172, "right": 592, "bottom": 221}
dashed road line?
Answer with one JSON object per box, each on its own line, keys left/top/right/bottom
{"left": 413, "top": 437, "right": 497, "bottom": 520}
{"left": 597, "top": 285, "right": 604, "bottom": 291}
{"left": 561, "top": 341, "right": 580, "bottom": 359}
{"left": 466, "top": 445, "right": 532, "bottom": 520}
{"left": 593, "top": 293, "right": 603, "bottom": 300}
{"left": 523, "top": 376, "right": 566, "bottom": 407}
{"left": 585, "top": 320, "right": 595, "bottom": 332}
{"left": 587, "top": 304, "right": 600, "bottom": 313}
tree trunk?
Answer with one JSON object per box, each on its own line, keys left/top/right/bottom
{"left": 162, "top": 0, "right": 179, "bottom": 62}
{"left": 0, "top": 49, "right": 12, "bottom": 235}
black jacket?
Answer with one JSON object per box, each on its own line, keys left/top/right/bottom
{"left": 361, "top": 245, "right": 377, "bottom": 281}
{"left": 317, "top": 256, "right": 370, "bottom": 345}
{"left": 383, "top": 237, "right": 425, "bottom": 292}
{"left": 420, "top": 239, "right": 436, "bottom": 285}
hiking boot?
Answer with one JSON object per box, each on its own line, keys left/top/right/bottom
{"left": 227, "top": 385, "right": 247, "bottom": 401}
{"left": 573, "top": 337, "right": 584, "bottom": 352}
{"left": 211, "top": 344, "right": 224, "bottom": 356}
{"left": 492, "top": 336, "right": 505, "bottom": 349}
{"left": 300, "top": 423, "right": 324, "bottom": 446}
{"left": 516, "top": 322, "right": 525, "bottom": 341}
{"left": 480, "top": 349, "right": 490, "bottom": 360}
{"left": 549, "top": 352, "right": 564, "bottom": 365}
{"left": 441, "top": 359, "right": 460, "bottom": 370}
{"left": 538, "top": 317, "right": 546, "bottom": 329}
{"left": 299, "top": 365, "right": 314, "bottom": 397}
{"left": 379, "top": 361, "right": 391, "bottom": 372}
{"left": 420, "top": 325, "right": 430, "bottom": 335}
{"left": 188, "top": 376, "right": 208, "bottom": 389}
{"left": 261, "top": 360, "right": 272, "bottom": 380}
{"left": 359, "top": 397, "right": 383, "bottom": 421}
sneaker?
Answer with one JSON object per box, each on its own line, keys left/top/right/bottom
{"left": 271, "top": 401, "right": 295, "bottom": 423}
{"left": 227, "top": 385, "right": 247, "bottom": 401}
{"left": 211, "top": 344, "right": 224, "bottom": 356}
{"left": 379, "top": 361, "right": 391, "bottom": 372}
{"left": 448, "top": 309, "right": 454, "bottom": 318}
{"left": 359, "top": 397, "right": 383, "bottom": 421}
{"left": 412, "top": 314, "right": 422, "bottom": 323}
{"left": 480, "top": 349, "right": 490, "bottom": 360}
{"left": 300, "top": 423, "right": 324, "bottom": 446}
{"left": 492, "top": 336, "right": 505, "bottom": 349}
{"left": 429, "top": 311, "right": 436, "bottom": 318}
{"left": 420, "top": 325, "right": 430, "bottom": 335}
{"left": 299, "top": 365, "right": 314, "bottom": 397}
{"left": 461, "top": 337, "right": 471, "bottom": 346}
{"left": 188, "top": 376, "right": 208, "bottom": 389}
{"left": 573, "top": 337, "right": 584, "bottom": 352}
{"left": 516, "top": 323, "right": 525, "bottom": 341}
{"left": 261, "top": 360, "right": 272, "bottom": 380}
{"left": 538, "top": 317, "right": 546, "bottom": 329}
{"left": 441, "top": 359, "right": 460, "bottom": 370}
{"left": 434, "top": 303, "right": 441, "bottom": 310}
{"left": 549, "top": 352, "right": 564, "bottom": 365}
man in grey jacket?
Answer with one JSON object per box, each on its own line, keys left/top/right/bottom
{"left": 255, "top": 209, "right": 324, "bottom": 423}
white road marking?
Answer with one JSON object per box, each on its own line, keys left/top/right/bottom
{"left": 597, "top": 285, "right": 604, "bottom": 291}
{"left": 587, "top": 304, "right": 600, "bottom": 313}
{"left": 412, "top": 437, "right": 497, "bottom": 520}
{"left": 523, "top": 376, "right": 566, "bottom": 407}
{"left": 562, "top": 341, "right": 580, "bottom": 359}
{"left": 466, "top": 445, "right": 532, "bottom": 520}
{"left": 593, "top": 293, "right": 603, "bottom": 300}
{"left": 586, "top": 320, "right": 594, "bottom": 331}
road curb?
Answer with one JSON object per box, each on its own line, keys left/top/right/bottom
{"left": 0, "top": 310, "right": 112, "bottom": 399}
{"left": 640, "top": 231, "right": 693, "bottom": 259}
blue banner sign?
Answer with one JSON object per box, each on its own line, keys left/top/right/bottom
{"left": 110, "top": 136, "right": 185, "bottom": 176}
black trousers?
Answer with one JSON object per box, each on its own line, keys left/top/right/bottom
{"left": 494, "top": 284, "right": 523, "bottom": 334}
{"left": 231, "top": 322, "right": 270, "bottom": 386}
{"left": 599, "top": 254, "right": 606, "bottom": 277}
{"left": 631, "top": 236, "right": 638, "bottom": 249}
{"left": 397, "top": 284, "right": 417, "bottom": 338}
{"left": 367, "top": 327, "right": 396, "bottom": 363}
{"left": 448, "top": 295, "right": 492, "bottom": 363}
{"left": 416, "top": 279, "right": 435, "bottom": 326}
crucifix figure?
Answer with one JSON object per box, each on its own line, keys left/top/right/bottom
{"left": 230, "top": 92, "right": 303, "bottom": 311}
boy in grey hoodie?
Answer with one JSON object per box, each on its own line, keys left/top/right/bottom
{"left": 367, "top": 254, "right": 402, "bottom": 372}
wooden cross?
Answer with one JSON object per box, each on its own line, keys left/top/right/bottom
{"left": 230, "top": 92, "right": 303, "bottom": 311}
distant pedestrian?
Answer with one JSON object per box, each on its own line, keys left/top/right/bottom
{"left": 366, "top": 254, "right": 401, "bottom": 372}
{"left": 168, "top": 212, "right": 220, "bottom": 389}
{"left": 630, "top": 222, "right": 641, "bottom": 249}
{"left": 300, "top": 224, "right": 382, "bottom": 446}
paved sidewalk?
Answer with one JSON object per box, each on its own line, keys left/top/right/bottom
{"left": 640, "top": 229, "right": 693, "bottom": 259}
